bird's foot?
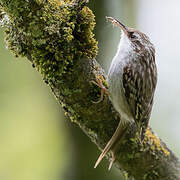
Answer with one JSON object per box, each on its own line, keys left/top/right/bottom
{"left": 91, "top": 74, "right": 109, "bottom": 103}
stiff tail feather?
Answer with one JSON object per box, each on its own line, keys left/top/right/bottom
{"left": 94, "top": 122, "right": 126, "bottom": 169}
{"left": 94, "top": 135, "right": 115, "bottom": 169}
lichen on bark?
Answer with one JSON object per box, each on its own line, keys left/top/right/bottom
{"left": 1, "top": 0, "right": 98, "bottom": 80}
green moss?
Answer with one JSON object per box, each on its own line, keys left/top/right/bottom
{"left": 145, "top": 128, "right": 170, "bottom": 156}
{"left": 2, "top": 0, "right": 98, "bottom": 80}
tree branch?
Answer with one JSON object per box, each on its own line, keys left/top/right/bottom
{"left": 0, "top": 0, "right": 180, "bottom": 179}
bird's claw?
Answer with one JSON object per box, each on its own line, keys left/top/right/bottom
{"left": 91, "top": 74, "right": 109, "bottom": 103}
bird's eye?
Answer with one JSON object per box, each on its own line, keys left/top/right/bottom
{"left": 129, "top": 32, "right": 136, "bottom": 39}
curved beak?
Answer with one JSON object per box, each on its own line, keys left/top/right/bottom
{"left": 106, "top": 16, "right": 129, "bottom": 36}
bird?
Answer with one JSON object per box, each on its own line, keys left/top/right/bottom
{"left": 93, "top": 17, "right": 157, "bottom": 170}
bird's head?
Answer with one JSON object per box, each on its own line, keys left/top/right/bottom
{"left": 106, "top": 16, "right": 154, "bottom": 54}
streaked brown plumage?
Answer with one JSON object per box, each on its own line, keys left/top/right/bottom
{"left": 94, "top": 17, "right": 157, "bottom": 170}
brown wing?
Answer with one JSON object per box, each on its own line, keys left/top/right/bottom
{"left": 122, "top": 55, "right": 157, "bottom": 140}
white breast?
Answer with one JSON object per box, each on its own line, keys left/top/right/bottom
{"left": 107, "top": 31, "right": 134, "bottom": 124}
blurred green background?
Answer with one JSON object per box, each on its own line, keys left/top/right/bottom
{"left": 0, "top": 0, "right": 180, "bottom": 180}
{"left": 0, "top": 28, "right": 69, "bottom": 179}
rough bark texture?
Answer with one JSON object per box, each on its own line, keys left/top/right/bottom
{"left": 0, "top": 0, "right": 180, "bottom": 179}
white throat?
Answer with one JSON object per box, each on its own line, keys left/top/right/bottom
{"left": 109, "top": 31, "right": 134, "bottom": 68}
{"left": 117, "top": 31, "right": 132, "bottom": 56}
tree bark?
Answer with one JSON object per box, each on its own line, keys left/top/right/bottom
{"left": 0, "top": 0, "right": 180, "bottom": 179}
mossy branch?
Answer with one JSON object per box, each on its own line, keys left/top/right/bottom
{"left": 0, "top": 0, "right": 180, "bottom": 179}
